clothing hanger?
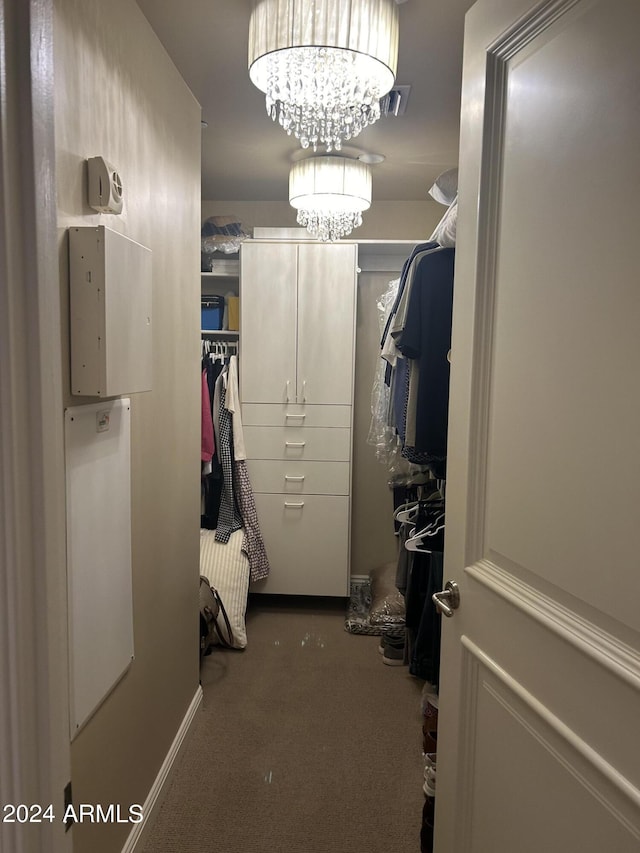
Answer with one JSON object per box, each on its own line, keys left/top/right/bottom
{"left": 394, "top": 501, "right": 419, "bottom": 523}
{"left": 405, "top": 518, "right": 445, "bottom": 552}
{"left": 404, "top": 503, "right": 446, "bottom": 551}
{"left": 409, "top": 512, "right": 445, "bottom": 539}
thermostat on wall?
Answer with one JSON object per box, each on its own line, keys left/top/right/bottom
{"left": 87, "top": 156, "right": 123, "bottom": 214}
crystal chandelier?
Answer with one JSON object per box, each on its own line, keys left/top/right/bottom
{"left": 289, "top": 156, "right": 372, "bottom": 241}
{"left": 248, "top": 0, "right": 399, "bottom": 152}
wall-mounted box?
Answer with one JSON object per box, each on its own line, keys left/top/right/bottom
{"left": 69, "top": 226, "right": 152, "bottom": 396}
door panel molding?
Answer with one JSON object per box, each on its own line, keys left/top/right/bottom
{"left": 488, "top": 0, "right": 584, "bottom": 60}
{"left": 464, "top": 0, "right": 594, "bottom": 567}
{"left": 466, "top": 560, "right": 640, "bottom": 689}
{"left": 460, "top": 638, "right": 640, "bottom": 845}
{"left": 456, "top": 646, "right": 481, "bottom": 853}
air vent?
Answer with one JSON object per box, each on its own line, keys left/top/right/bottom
{"left": 380, "top": 85, "right": 411, "bottom": 117}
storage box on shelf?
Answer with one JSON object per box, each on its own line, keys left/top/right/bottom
{"left": 201, "top": 252, "right": 239, "bottom": 339}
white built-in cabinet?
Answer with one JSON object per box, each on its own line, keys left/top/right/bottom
{"left": 240, "top": 239, "right": 357, "bottom": 596}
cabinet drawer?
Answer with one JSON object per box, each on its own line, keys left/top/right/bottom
{"left": 251, "top": 494, "right": 350, "bottom": 596}
{"left": 242, "top": 403, "right": 351, "bottom": 428}
{"left": 247, "top": 460, "right": 350, "bottom": 495}
{"left": 244, "top": 426, "right": 351, "bottom": 462}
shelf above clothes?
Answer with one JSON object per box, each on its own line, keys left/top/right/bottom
{"left": 201, "top": 257, "right": 239, "bottom": 277}
{"left": 201, "top": 270, "right": 238, "bottom": 280}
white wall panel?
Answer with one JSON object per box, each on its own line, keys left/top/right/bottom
{"left": 65, "top": 399, "right": 134, "bottom": 737}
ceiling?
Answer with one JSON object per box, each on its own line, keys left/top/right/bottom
{"left": 136, "top": 0, "right": 475, "bottom": 203}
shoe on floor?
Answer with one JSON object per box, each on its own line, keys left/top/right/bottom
{"left": 382, "top": 642, "right": 405, "bottom": 666}
{"left": 378, "top": 632, "right": 405, "bottom": 656}
{"left": 423, "top": 752, "right": 437, "bottom": 771}
{"left": 423, "top": 765, "right": 436, "bottom": 797}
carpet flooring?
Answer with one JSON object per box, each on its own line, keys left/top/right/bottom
{"left": 141, "top": 596, "right": 426, "bottom": 852}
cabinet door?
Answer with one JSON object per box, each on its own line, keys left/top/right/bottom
{"left": 240, "top": 242, "right": 298, "bottom": 403}
{"left": 296, "top": 243, "right": 357, "bottom": 405}
{"left": 251, "top": 494, "right": 350, "bottom": 596}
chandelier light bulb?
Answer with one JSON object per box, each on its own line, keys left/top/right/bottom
{"left": 249, "top": 0, "right": 399, "bottom": 152}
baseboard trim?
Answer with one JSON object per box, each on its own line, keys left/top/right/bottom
{"left": 121, "top": 683, "right": 203, "bottom": 853}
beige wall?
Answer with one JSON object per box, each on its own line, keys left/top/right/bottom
{"left": 54, "top": 1, "right": 201, "bottom": 850}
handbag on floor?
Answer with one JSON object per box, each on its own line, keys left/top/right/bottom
{"left": 199, "top": 575, "right": 234, "bottom": 655}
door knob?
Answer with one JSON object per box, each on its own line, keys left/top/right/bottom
{"left": 432, "top": 581, "right": 460, "bottom": 618}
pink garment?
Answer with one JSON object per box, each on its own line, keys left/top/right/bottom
{"left": 201, "top": 370, "right": 214, "bottom": 462}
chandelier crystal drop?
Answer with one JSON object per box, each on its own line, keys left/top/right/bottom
{"left": 289, "top": 156, "right": 372, "bottom": 242}
{"left": 264, "top": 47, "right": 382, "bottom": 152}
{"left": 249, "top": 0, "right": 399, "bottom": 152}
{"left": 295, "top": 208, "right": 364, "bottom": 242}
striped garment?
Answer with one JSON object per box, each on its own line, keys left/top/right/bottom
{"left": 200, "top": 528, "right": 249, "bottom": 649}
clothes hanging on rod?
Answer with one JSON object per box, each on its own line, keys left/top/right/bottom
{"left": 201, "top": 369, "right": 214, "bottom": 464}
{"left": 392, "top": 489, "right": 445, "bottom": 688}
{"left": 226, "top": 355, "right": 270, "bottom": 582}
{"left": 405, "top": 549, "right": 443, "bottom": 687}
{"left": 367, "top": 276, "right": 400, "bottom": 465}
{"left": 374, "top": 168, "right": 458, "bottom": 690}
{"left": 374, "top": 167, "right": 458, "bottom": 481}
{"left": 382, "top": 246, "right": 455, "bottom": 479}
{"left": 367, "top": 276, "right": 435, "bottom": 496}
{"left": 201, "top": 340, "right": 232, "bottom": 528}
{"left": 200, "top": 345, "right": 270, "bottom": 581}
{"left": 214, "top": 370, "right": 244, "bottom": 543}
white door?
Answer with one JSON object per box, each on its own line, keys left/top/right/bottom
{"left": 436, "top": 1, "right": 640, "bottom": 851}
{"left": 240, "top": 241, "right": 298, "bottom": 403}
{"left": 297, "top": 242, "right": 357, "bottom": 405}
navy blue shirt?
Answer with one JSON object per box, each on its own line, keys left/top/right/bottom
{"left": 396, "top": 247, "right": 455, "bottom": 473}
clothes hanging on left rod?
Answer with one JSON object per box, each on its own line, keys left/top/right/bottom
{"left": 200, "top": 345, "right": 270, "bottom": 582}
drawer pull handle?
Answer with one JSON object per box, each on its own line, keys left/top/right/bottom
{"left": 285, "top": 413, "right": 306, "bottom": 420}
{"left": 284, "top": 501, "right": 305, "bottom": 508}
{"left": 285, "top": 441, "right": 306, "bottom": 448}
{"left": 285, "top": 475, "right": 305, "bottom": 482}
